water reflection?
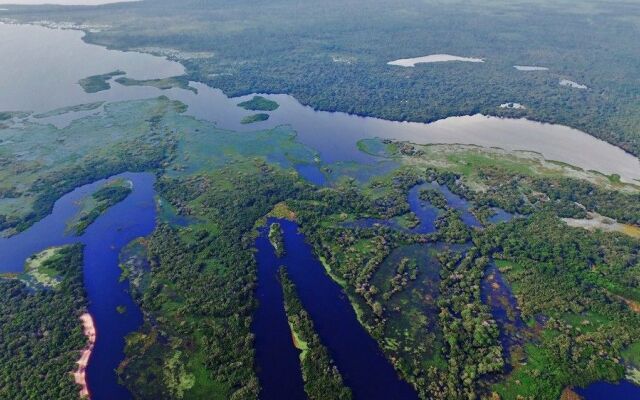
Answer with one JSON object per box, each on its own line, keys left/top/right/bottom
{"left": 1, "top": 23, "right": 639, "bottom": 181}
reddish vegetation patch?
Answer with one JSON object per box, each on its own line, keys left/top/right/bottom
{"left": 73, "top": 313, "right": 96, "bottom": 399}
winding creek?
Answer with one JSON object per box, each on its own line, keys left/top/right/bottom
{"left": 0, "top": 15, "right": 639, "bottom": 400}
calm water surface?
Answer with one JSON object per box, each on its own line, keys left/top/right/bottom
{"left": 0, "top": 23, "right": 638, "bottom": 181}
{"left": 253, "top": 221, "right": 307, "bottom": 400}
{"left": 0, "top": 172, "right": 156, "bottom": 399}
{"left": 254, "top": 219, "right": 418, "bottom": 400}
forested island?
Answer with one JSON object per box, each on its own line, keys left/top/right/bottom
{"left": 67, "top": 178, "right": 133, "bottom": 235}
{"left": 279, "top": 268, "right": 352, "bottom": 400}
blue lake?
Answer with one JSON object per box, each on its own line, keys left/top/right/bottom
{"left": 0, "top": 172, "right": 156, "bottom": 400}
{"left": 254, "top": 218, "right": 418, "bottom": 400}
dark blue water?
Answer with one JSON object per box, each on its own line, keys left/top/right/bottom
{"left": 575, "top": 380, "right": 640, "bottom": 399}
{"left": 254, "top": 218, "right": 417, "bottom": 400}
{"left": 481, "top": 264, "right": 526, "bottom": 369}
{"left": 253, "top": 223, "right": 307, "bottom": 400}
{"left": 344, "top": 183, "right": 440, "bottom": 233}
{"left": 427, "top": 182, "right": 482, "bottom": 227}
{"left": 488, "top": 208, "right": 514, "bottom": 224}
{"left": 407, "top": 184, "right": 440, "bottom": 234}
{"left": 295, "top": 164, "right": 326, "bottom": 186}
{"left": 0, "top": 172, "right": 156, "bottom": 400}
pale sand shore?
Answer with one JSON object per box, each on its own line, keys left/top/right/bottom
{"left": 73, "top": 313, "right": 96, "bottom": 399}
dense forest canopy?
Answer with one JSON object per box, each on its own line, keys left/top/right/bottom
{"left": 3, "top": 0, "right": 640, "bottom": 155}
{"left": 1, "top": 1, "right": 640, "bottom": 399}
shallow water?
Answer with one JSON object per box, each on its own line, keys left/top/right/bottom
{"left": 514, "top": 65, "right": 549, "bottom": 71}
{"left": 481, "top": 264, "right": 526, "bottom": 369}
{"left": 254, "top": 219, "right": 418, "bottom": 399}
{"left": 1, "top": 23, "right": 638, "bottom": 181}
{"left": 0, "top": 172, "right": 156, "bottom": 399}
{"left": 388, "top": 54, "right": 484, "bottom": 66}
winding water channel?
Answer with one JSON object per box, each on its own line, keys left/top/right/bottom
{"left": 255, "top": 219, "right": 418, "bottom": 400}
{"left": 0, "top": 16, "right": 639, "bottom": 400}
{"left": 0, "top": 173, "right": 156, "bottom": 399}
{"left": 1, "top": 22, "right": 639, "bottom": 181}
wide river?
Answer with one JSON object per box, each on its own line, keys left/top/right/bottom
{"left": 1, "top": 17, "right": 639, "bottom": 400}
{"left": 0, "top": 22, "right": 639, "bottom": 182}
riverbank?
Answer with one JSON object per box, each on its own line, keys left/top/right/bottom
{"left": 74, "top": 312, "right": 96, "bottom": 399}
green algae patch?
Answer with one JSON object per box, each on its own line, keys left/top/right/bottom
{"left": 241, "top": 113, "right": 269, "bottom": 124}
{"left": 14, "top": 245, "right": 79, "bottom": 289}
{"left": 33, "top": 102, "right": 104, "bottom": 119}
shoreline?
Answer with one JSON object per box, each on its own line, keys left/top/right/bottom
{"left": 73, "top": 312, "right": 96, "bottom": 399}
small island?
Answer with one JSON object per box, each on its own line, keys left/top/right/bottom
{"left": 279, "top": 268, "right": 352, "bottom": 400}
{"left": 268, "top": 222, "right": 285, "bottom": 257}
{"left": 78, "top": 70, "right": 126, "bottom": 93}
{"left": 241, "top": 113, "right": 270, "bottom": 124}
{"left": 67, "top": 178, "right": 133, "bottom": 235}
{"left": 237, "top": 96, "right": 279, "bottom": 111}
{"left": 114, "top": 76, "right": 197, "bottom": 93}
{"left": 419, "top": 187, "right": 448, "bottom": 209}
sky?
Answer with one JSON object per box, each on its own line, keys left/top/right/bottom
{"left": 0, "top": 0, "right": 135, "bottom": 4}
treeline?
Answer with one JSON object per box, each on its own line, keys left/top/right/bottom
{"left": 279, "top": 268, "right": 352, "bottom": 400}
{"left": 424, "top": 250, "right": 503, "bottom": 399}
{"left": 2, "top": 130, "right": 175, "bottom": 235}
{"left": 0, "top": 244, "right": 88, "bottom": 400}
{"left": 72, "top": 180, "right": 133, "bottom": 235}
{"left": 118, "top": 161, "right": 313, "bottom": 399}
{"left": 474, "top": 213, "right": 640, "bottom": 399}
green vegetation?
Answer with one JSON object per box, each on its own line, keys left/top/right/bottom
{"left": 237, "top": 96, "right": 279, "bottom": 112}
{"left": 268, "top": 222, "right": 285, "bottom": 257}
{"left": 115, "top": 76, "right": 196, "bottom": 93}
{"left": 21, "top": 247, "right": 66, "bottom": 288}
{"left": 0, "top": 96, "right": 181, "bottom": 236}
{"left": 79, "top": 70, "right": 125, "bottom": 93}
{"left": 33, "top": 102, "right": 104, "bottom": 119}
{"left": 116, "top": 161, "right": 311, "bottom": 399}
{"left": 418, "top": 188, "right": 447, "bottom": 209}
{"left": 0, "top": 244, "right": 88, "bottom": 400}
{"left": 1, "top": 73, "right": 639, "bottom": 399}
{"left": 279, "top": 268, "right": 352, "bottom": 400}
{"left": 67, "top": 178, "right": 133, "bottom": 235}
{"left": 477, "top": 214, "right": 640, "bottom": 399}
{"left": 240, "top": 113, "right": 269, "bottom": 124}
{"left": 9, "top": 1, "right": 640, "bottom": 156}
